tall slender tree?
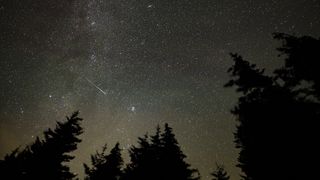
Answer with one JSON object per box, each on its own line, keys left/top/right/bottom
{"left": 161, "top": 123, "right": 199, "bottom": 180}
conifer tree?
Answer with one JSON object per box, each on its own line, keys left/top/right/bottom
{"left": 226, "top": 33, "right": 319, "bottom": 180}
{"left": 161, "top": 123, "right": 199, "bottom": 180}
{"left": 122, "top": 124, "right": 199, "bottom": 180}
{"left": 0, "top": 111, "right": 83, "bottom": 180}
{"left": 84, "top": 143, "right": 123, "bottom": 180}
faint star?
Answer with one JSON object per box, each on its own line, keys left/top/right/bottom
{"left": 130, "top": 106, "right": 136, "bottom": 112}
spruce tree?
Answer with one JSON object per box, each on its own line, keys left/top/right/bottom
{"left": 225, "top": 34, "right": 319, "bottom": 180}
{"left": 84, "top": 143, "right": 123, "bottom": 180}
{"left": 122, "top": 134, "right": 152, "bottom": 180}
{"left": 161, "top": 123, "right": 199, "bottom": 180}
{"left": 0, "top": 111, "right": 83, "bottom": 180}
{"left": 123, "top": 124, "right": 199, "bottom": 180}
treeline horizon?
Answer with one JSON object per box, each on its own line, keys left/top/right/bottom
{"left": 0, "top": 111, "right": 225, "bottom": 180}
{"left": 1, "top": 32, "right": 319, "bottom": 180}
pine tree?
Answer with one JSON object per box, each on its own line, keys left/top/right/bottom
{"left": 122, "top": 124, "right": 199, "bottom": 180}
{"left": 225, "top": 34, "right": 319, "bottom": 180}
{"left": 161, "top": 123, "right": 199, "bottom": 180}
{"left": 0, "top": 111, "right": 83, "bottom": 180}
{"left": 84, "top": 143, "right": 123, "bottom": 180}
{"left": 122, "top": 134, "right": 153, "bottom": 180}
{"left": 211, "top": 164, "right": 230, "bottom": 180}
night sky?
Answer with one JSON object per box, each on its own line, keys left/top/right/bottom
{"left": 1, "top": 0, "right": 320, "bottom": 179}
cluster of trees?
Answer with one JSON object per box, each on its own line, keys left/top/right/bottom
{"left": 225, "top": 33, "right": 319, "bottom": 180}
{"left": 1, "top": 33, "right": 318, "bottom": 180}
{"left": 84, "top": 124, "right": 202, "bottom": 180}
{"left": 1, "top": 112, "right": 227, "bottom": 180}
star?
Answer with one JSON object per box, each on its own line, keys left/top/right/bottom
{"left": 130, "top": 106, "right": 136, "bottom": 112}
{"left": 1, "top": 1, "right": 319, "bottom": 180}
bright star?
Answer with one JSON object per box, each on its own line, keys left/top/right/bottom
{"left": 130, "top": 106, "right": 135, "bottom": 112}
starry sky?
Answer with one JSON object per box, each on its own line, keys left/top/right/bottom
{"left": 0, "top": 0, "right": 320, "bottom": 179}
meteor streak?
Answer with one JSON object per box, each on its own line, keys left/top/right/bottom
{"left": 85, "top": 77, "right": 107, "bottom": 95}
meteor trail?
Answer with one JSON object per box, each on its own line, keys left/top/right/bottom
{"left": 85, "top": 77, "right": 107, "bottom": 95}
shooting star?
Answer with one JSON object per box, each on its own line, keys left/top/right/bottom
{"left": 85, "top": 77, "right": 107, "bottom": 95}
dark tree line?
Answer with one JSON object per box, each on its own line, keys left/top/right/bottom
{"left": 0, "top": 113, "right": 205, "bottom": 180}
{"left": 1, "top": 33, "right": 317, "bottom": 180}
{"left": 225, "top": 33, "right": 319, "bottom": 180}
{"left": 122, "top": 124, "right": 200, "bottom": 180}
{"left": 84, "top": 124, "right": 200, "bottom": 180}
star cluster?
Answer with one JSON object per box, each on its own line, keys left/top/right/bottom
{"left": 1, "top": 0, "right": 319, "bottom": 179}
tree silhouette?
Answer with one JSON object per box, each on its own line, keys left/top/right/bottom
{"left": 122, "top": 134, "right": 153, "bottom": 180}
{"left": 211, "top": 163, "right": 230, "bottom": 180}
{"left": 84, "top": 143, "right": 123, "bottom": 180}
{"left": 0, "top": 111, "right": 83, "bottom": 180}
{"left": 122, "top": 123, "right": 200, "bottom": 180}
{"left": 225, "top": 33, "right": 319, "bottom": 180}
{"left": 273, "top": 33, "right": 320, "bottom": 97}
{"left": 161, "top": 123, "right": 200, "bottom": 180}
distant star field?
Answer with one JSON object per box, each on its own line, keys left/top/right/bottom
{"left": 1, "top": 0, "right": 319, "bottom": 179}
